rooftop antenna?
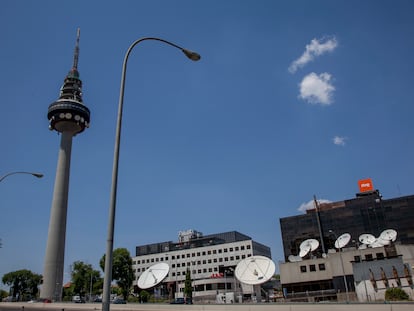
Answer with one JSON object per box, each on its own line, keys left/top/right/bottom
{"left": 73, "top": 28, "right": 80, "bottom": 70}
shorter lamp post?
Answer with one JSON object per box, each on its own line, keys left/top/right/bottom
{"left": 329, "top": 230, "right": 349, "bottom": 302}
{"left": 0, "top": 171, "right": 43, "bottom": 183}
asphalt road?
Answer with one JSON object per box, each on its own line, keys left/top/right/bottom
{"left": 1, "top": 302, "right": 414, "bottom": 311}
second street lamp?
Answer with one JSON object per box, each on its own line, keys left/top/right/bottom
{"left": 0, "top": 171, "right": 43, "bottom": 183}
{"left": 102, "top": 37, "right": 200, "bottom": 311}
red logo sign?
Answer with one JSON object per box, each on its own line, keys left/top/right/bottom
{"left": 358, "top": 178, "right": 373, "bottom": 192}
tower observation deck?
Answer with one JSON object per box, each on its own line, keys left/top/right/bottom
{"left": 47, "top": 28, "right": 90, "bottom": 134}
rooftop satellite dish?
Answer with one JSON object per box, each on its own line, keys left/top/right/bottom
{"left": 300, "top": 239, "right": 319, "bottom": 252}
{"left": 359, "top": 233, "right": 376, "bottom": 245}
{"left": 137, "top": 262, "right": 169, "bottom": 289}
{"left": 299, "top": 246, "right": 310, "bottom": 258}
{"left": 358, "top": 243, "right": 367, "bottom": 250}
{"left": 288, "top": 255, "right": 302, "bottom": 262}
{"left": 334, "top": 233, "right": 351, "bottom": 249}
{"left": 235, "top": 256, "right": 275, "bottom": 285}
{"left": 379, "top": 229, "right": 397, "bottom": 242}
{"left": 370, "top": 239, "right": 385, "bottom": 248}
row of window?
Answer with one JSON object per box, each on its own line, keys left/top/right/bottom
{"left": 135, "top": 254, "right": 251, "bottom": 273}
{"left": 133, "top": 244, "right": 251, "bottom": 265}
{"left": 300, "top": 263, "right": 326, "bottom": 273}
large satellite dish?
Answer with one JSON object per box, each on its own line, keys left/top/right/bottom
{"left": 235, "top": 256, "right": 275, "bottom": 285}
{"left": 334, "top": 233, "right": 351, "bottom": 249}
{"left": 137, "top": 263, "right": 169, "bottom": 289}
{"left": 379, "top": 229, "right": 397, "bottom": 242}
{"left": 359, "top": 233, "right": 375, "bottom": 245}
{"left": 299, "top": 247, "right": 310, "bottom": 258}
{"left": 300, "top": 239, "right": 319, "bottom": 252}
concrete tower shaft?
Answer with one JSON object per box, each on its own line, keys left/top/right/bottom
{"left": 41, "top": 29, "right": 90, "bottom": 301}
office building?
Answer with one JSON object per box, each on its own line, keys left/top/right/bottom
{"left": 133, "top": 230, "right": 271, "bottom": 303}
{"left": 279, "top": 184, "right": 414, "bottom": 302}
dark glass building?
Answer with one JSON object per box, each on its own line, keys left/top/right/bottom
{"left": 280, "top": 190, "right": 414, "bottom": 262}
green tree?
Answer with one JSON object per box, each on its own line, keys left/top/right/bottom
{"left": 2, "top": 269, "right": 42, "bottom": 301}
{"left": 385, "top": 287, "right": 409, "bottom": 301}
{"left": 0, "top": 289, "right": 8, "bottom": 300}
{"left": 184, "top": 268, "right": 193, "bottom": 302}
{"left": 70, "top": 261, "right": 102, "bottom": 300}
{"left": 100, "top": 248, "right": 134, "bottom": 300}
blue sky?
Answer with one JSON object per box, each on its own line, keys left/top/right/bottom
{"left": 1, "top": 0, "right": 414, "bottom": 286}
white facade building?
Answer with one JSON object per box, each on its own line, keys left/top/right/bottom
{"left": 132, "top": 230, "right": 272, "bottom": 303}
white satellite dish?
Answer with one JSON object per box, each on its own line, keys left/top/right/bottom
{"left": 288, "top": 255, "right": 302, "bottom": 262}
{"left": 379, "top": 229, "right": 397, "bottom": 242}
{"left": 235, "top": 256, "right": 275, "bottom": 285}
{"left": 359, "top": 233, "right": 376, "bottom": 245}
{"left": 299, "top": 246, "right": 310, "bottom": 258}
{"left": 358, "top": 244, "right": 367, "bottom": 250}
{"left": 137, "top": 262, "right": 169, "bottom": 289}
{"left": 370, "top": 239, "right": 385, "bottom": 248}
{"left": 300, "top": 239, "right": 319, "bottom": 252}
{"left": 334, "top": 233, "right": 351, "bottom": 249}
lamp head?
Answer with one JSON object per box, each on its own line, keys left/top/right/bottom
{"left": 32, "top": 173, "right": 44, "bottom": 178}
{"left": 182, "top": 49, "right": 201, "bottom": 61}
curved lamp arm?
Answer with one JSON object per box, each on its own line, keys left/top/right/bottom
{"left": 0, "top": 171, "right": 43, "bottom": 183}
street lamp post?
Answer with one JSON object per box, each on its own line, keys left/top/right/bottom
{"left": 329, "top": 230, "right": 349, "bottom": 302}
{"left": 102, "top": 37, "right": 200, "bottom": 311}
{"left": 0, "top": 171, "right": 43, "bottom": 183}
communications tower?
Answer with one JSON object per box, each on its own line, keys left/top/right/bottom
{"left": 41, "top": 29, "right": 90, "bottom": 301}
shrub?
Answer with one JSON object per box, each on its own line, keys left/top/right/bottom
{"left": 385, "top": 287, "right": 409, "bottom": 301}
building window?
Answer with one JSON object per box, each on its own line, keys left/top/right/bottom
{"left": 230, "top": 256, "right": 234, "bottom": 261}
{"left": 309, "top": 264, "right": 316, "bottom": 272}
{"left": 172, "top": 256, "right": 175, "bottom": 260}
{"left": 213, "top": 250, "right": 217, "bottom": 254}
{"left": 235, "top": 247, "right": 239, "bottom": 251}
{"left": 365, "top": 254, "right": 373, "bottom": 261}
{"left": 229, "top": 247, "right": 233, "bottom": 252}
{"left": 187, "top": 253, "right": 190, "bottom": 258}
{"left": 202, "top": 251, "right": 206, "bottom": 256}
{"left": 376, "top": 252, "right": 385, "bottom": 259}
{"left": 208, "top": 250, "right": 211, "bottom": 255}
{"left": 197, "top": 252, "right": 201, "bottom": 256}
{"left": 236, "top": 255, "right": 240, "bottom": 260}
{"left": 246, "top": 245, "right": 251, "bottom": 249}
{"left": 241, "top": 246, "right": 245, "bottom": 250}
{"left": 319, "top": 263, "right": 326, "bottom": 271}
{"left": 354, "top": 256, "right": 361, "bottom": 262}
{"left": 300, "top": 265, "right": 307, "bottom": 273}
{"left": 224, "top": 248, "right": 228, "bottom": 253}
{"left": 218, "top": 249, "right": 222, "bottom": 253}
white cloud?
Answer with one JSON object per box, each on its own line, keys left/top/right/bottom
{"left": 298, "top": 199, "right": 332, "bottom": 213}
{"left": 289, "top": 36, "right": 338, "bottom": 73}
{"left": 333, "top": 136, "right": 347, "bottom": 146}
{"left": 299, "top": 72, "right": 335, "bottom": 105}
